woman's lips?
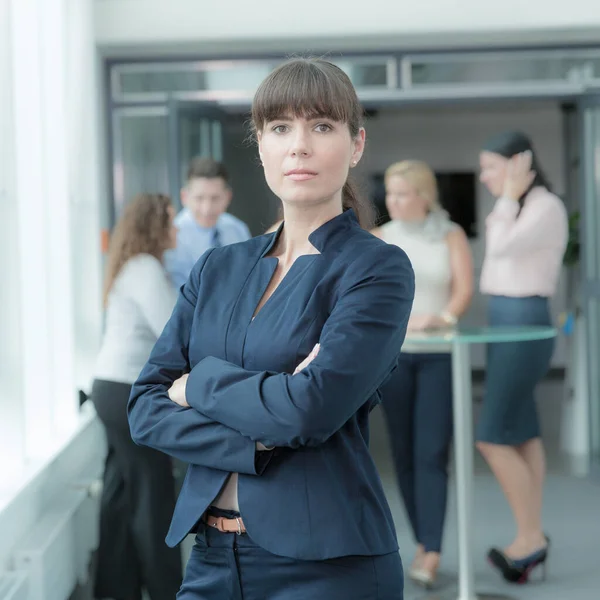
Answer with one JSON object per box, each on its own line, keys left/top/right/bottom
{"left": 285, "top": 169, "right": 318, "bottom": 181}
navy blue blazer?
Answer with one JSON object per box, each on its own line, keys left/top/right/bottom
{"left": 128, "top": 209, "right": 415, "bottom": 560}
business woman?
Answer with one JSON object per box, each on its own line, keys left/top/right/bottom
{"left": 128, "top": 58, "right": 415, "bottom": 600}
{"left": 372, "top": 160, "right": 473, "bottom": 588}
{"left": 478, "top": 131, "right": 568, "bottom": 583}
{"left": 92, "top": 193, "right": 182, "bottom": 599}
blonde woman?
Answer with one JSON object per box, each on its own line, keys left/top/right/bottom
{"left": 372, "top": 161, "right": 473, "bottom": 588}
{"left": 92, "top": 194, "right": 181, "bottom": 600}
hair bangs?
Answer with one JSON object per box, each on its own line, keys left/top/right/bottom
{"left": 252, "top": 59, "right": 359, "bottom": 132}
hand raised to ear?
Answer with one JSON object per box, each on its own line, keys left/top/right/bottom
{"left": 503, "top": 151, "right": 536, "bottom": 201}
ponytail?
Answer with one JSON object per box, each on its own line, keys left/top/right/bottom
{"left": 342, "top": 176, "right": 375, "bottom": 230}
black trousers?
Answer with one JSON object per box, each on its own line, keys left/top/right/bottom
{"left": 92, "top": 379, "right": 182, "bottom": 600}
{"left": 380, "top": 353, "right": 453, "bottom": 553}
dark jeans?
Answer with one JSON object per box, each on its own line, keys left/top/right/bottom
{"left": 380, "top": 352, "right": 453, "bottom": 553}
{"left": 92, "top": 379, "right": 182, "bottom": 600}
{"left": 177, "top": 509, "right": 404, "bottom": 599}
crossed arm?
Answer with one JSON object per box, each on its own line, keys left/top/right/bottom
{"left": 180, "top": 245, "right": 414, "bottom": 449}
{"left": 128, "top": 249, "right": 268, "bottom": 474}
{"left": 129, "top": 244, "right": 414, "bottom": 462}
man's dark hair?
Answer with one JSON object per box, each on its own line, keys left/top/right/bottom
{"left": 187, "top": 157, "right": 229, "bottom": 186}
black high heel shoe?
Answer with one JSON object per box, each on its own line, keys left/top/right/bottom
{"left": 487, "top": 544, "right": 549, "bottom": 584}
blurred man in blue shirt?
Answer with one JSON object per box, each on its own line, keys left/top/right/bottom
{"left": 165, "top": 157, "right": 251, "bottom": 288}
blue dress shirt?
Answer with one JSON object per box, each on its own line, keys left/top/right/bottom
{"left": 128, "top": 209, "right": 415, "bottom": 560}
{"left": 165, "top": 209, "right": 251, "bottom": 288}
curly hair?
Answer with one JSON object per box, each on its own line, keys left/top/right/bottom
{"left": 103, "top": 193, "right": 173, "bottom": 307}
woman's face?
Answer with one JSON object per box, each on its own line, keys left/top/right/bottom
{"left": 479, "top": 151, "right": 508, "bottom": 198}
{"left": 257, "top": 115, "right": 364, "bottom": 209}
{"left": 385, "top": 175, "right": 428, "bottom": 222}
{"left": 166, "top": 205, "right": 177, "bottom": 249}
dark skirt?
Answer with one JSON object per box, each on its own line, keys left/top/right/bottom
{"left": 476, "top": 295, "right": 554, "bottom": 446}
{"left": 177, "top": 508, "right": 404, "bottom": 600}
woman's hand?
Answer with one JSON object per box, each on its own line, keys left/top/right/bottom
{"left": 407, "top": 314, "right": 448, "bottom": 332}
{"left": 503, "top": 151, "right": 536, "bottom": 201}
{"left": 293, "top": 343, "right": 320, "bottom": 375}
{"left": 168, "top": 373, "right": 190, "bottom": 407}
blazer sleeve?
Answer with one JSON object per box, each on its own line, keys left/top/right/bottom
{"left": 185, "top": 244, "right": 415, "bottom": 448}
{"left": 128, "top": 249, "right": 269, "bottom": 475}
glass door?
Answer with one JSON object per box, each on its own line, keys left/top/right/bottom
{"left": 166, "top": 99, "right": 278, "bottom": 233}
{"left": 167, "top": 99, "right": 228, "bottom": 210}
{"left": 580, "top": 95, "right": 600, "bottom": 478}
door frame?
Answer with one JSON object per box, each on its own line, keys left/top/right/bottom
{"left": 579, "top": 92, "right": 600, "bottom": 479}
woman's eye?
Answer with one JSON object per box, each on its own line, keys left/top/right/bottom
{"left": 273, "top": 125, "right": 288, "bottom": 134}
{"left": 315, "top": 123, "right": 332, "bottom": 133}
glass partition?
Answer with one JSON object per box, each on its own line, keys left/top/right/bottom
{"left": 112, "top": 57, "right": 396, "bottom": 102}
{"left": 408, "top": 52, "right": 600, "bottom": 88}
{"left": 112, "top": 108, "right": 170, "bottom": 217}
{"left": 410, "top": 56, "right": 600, "bottom": 86}
{"left": 116, "top": 62, "right": 275, "bottom": 97}
{"left": 110, "top": 50, "right": 600, "bottom": 105}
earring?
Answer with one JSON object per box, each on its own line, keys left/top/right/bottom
{"left": 351, "top": 160, "right": 357, "bottom": 167}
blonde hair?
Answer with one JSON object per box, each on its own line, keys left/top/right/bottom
{"left": 103, "top": 193, "right": 172, "bottom": 307}
{"left": 384, "top": 160, "right": 441, "bottom": 212}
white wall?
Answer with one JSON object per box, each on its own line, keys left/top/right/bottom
{"left": 94, "top": 0, "right": 600, "bottom": 53}
{"left": 357, "top": 101, "right": 568, "bottom": 369}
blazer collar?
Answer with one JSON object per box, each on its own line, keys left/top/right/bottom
{"left": 261, "top": 209, "right": 359, "bottom": 257}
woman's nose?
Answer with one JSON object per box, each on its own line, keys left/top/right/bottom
{"left": 290, "top": 129, "right": 311, "bottom": 157}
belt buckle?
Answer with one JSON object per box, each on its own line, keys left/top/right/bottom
{"left": 234, "top": 517, "right": 243, "bottom": 536}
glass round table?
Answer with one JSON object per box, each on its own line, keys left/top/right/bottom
{"left": 403, "top": 326, "right": 557, "bottom": 600}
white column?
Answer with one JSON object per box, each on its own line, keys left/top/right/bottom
{"left": 66, "top": 0, "right": 104, "bottom": 397}
{"left": 10, "top": 0, "right": 56, "bottom": 459}
{"left": 5, "top": 0, "right": 103, "bottom": 463}
{"left": 40, "top": 0, "right": 79, "bottom": 436}
{"left": 0, "top": 0, "right": 26, "bottom": 481}
{"left": 560, "top": 316, "right": 591, "bottom": 474}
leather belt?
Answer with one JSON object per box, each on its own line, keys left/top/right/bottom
{"left": 204, "top": 514, "right": 246, "bottom": 535}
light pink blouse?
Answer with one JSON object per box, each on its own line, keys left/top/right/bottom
{"left": 480, "top": 187, "right": 568, "bottom": 298}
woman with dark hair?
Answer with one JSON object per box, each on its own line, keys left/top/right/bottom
{"left": 477, "top": 132, "right": 568, "bottom": 583}
{"left": 92, "top": 193, "right": 182, "bottom": 599}
{"left": 128, "top": 58, "right": 415, "bottom": 599}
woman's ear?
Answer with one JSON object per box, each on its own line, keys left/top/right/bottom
{"left": 351, "top": 128, "right": 366, "bottom": 167}
{"left": 257, "top": 131, "right": 264, "bottom": 164}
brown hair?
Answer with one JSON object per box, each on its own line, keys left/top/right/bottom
{"left": 103, "top": 193, "right": 172, "bottom": 306}
{"left": 187, "top": 156, "right": 229, "bottom": 186}
{"left": 385, "top": 160, "right": 442, "bottom": 212}
{"left": 250, "top": 57, "right": 374, "bottom": 229}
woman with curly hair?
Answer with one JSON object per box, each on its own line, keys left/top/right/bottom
{"left": 92, "top": 193, "right": 182, "bottom": 600}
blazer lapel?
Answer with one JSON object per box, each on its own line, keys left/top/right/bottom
{"left": 224, "top": 235, "right": 278, "bottom": 367}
